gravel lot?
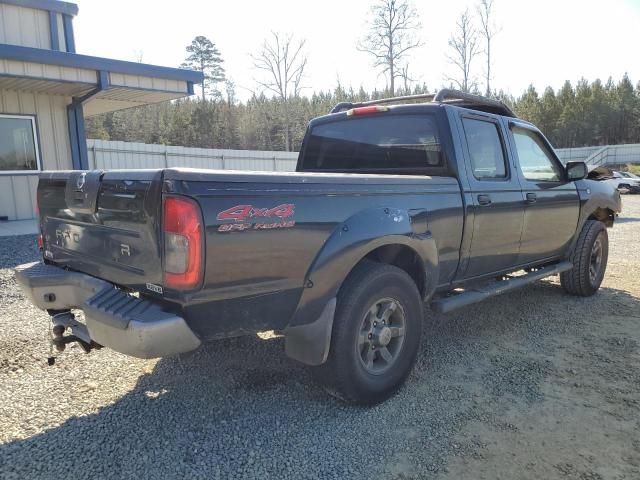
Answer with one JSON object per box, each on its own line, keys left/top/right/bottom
{"left": 1, "top": 197, "right": 639, "bottom": 480}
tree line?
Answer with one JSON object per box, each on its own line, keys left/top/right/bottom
{"left": 506, "top": 76, "right": 640, "bottom": 148}
{"left": 85, "top": 76, "right": 640, "bottom": 152}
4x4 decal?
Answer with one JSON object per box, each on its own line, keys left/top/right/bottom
{"left": 216, "top": 203, "right": 296, "bottom": 232}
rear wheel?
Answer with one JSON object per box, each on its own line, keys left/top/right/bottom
{"left": 560, "top": 220, "right": 608, "bottom": 296}
{"left": 313, "top": 261, "right": 423, "bottom": 405}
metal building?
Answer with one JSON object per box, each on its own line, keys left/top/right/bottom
{"left": 0, "top": 0, "right": 202, "bottom": 220}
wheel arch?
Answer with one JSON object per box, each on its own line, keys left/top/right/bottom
{"left": 587, "top": 207, "right": 616, "bottom": 228}
{"left": 361, "top": 243, "right": 428, "bottom": 298}
{"left": 577, "top": 179, "right": 621, "bottom": 231}
{"left": 284, "top": 207, "right": 438, "bottom": 366}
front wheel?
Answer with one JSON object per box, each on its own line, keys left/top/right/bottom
{"left": 312, "top": 261, "right": 423, "bottom": 405}
{"left": 560, "top": 220, "right": 609, "bottom": 296}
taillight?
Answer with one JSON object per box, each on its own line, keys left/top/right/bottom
{"left": 346, "top": 105, "right": 389, "bottom": 116}
{"left": 163, "top": 196, "right": 203, "bottom": 290}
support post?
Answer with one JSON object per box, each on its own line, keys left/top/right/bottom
{"left": 48, "top": 11, "right": 60, "bottom": 51}
{"left": 67, "top": 70, "right": 110, "bottom": 170}
{"left": 62, "top": 14, "right": 75, "bottom": 53}
{"left": 66, "top": 104, "right": 81, "bottom": 170}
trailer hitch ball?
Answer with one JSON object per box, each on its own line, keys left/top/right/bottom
{"left": 52, "top": 325, "right": 65, "bottom": 336}
{"left": 51, "top": 323, "right": 66, "bottom": 352}
{"left": 47, "top": 311, "right": 98, "bottom": 361}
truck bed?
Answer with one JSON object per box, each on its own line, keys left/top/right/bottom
{"left": 38, "top": 168, "right": 464, "bottom": 339}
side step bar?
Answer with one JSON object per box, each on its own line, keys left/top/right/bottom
{"left": 430, "top": 261, "right": 573, "bottom": 314}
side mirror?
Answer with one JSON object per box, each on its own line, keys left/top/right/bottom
{"left": 566, "top": 161, "right": 588, "bottom": 181}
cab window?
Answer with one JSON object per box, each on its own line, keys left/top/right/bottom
{"left": 461, "top": 117, "right": 507, "bottom": 180}
{"left": 300, "top": 114, "right": 444, "bottom": 175}
{"left": 511, "top": 128, "right": 563, "bottom": 182}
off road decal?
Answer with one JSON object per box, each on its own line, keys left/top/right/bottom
{"left": 217, "top": 203, "right": 296, "bottom": 232}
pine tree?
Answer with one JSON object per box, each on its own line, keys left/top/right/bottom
{"left": 181, "top": 36, "right": 226, "bottom": 101}
{"left": 557, "top": 81, "right": 577, "bottom": 147}
{"left": 614, "top": 74, "right": 637, "bottom": 143}
{"left": 515, "top": 85, "right": 541, "bottom": 126}
{"left": 538, "top": 87, "right": 560, "bottom": 143}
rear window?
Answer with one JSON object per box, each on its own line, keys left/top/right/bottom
{"left": 299, "top": 114, "right": 444, "bottom": 174}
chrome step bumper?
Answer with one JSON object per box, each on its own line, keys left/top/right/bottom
{"left": 14, "top": 262, "right": 201, "bottom": 359}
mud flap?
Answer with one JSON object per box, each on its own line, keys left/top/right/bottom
{"left": 284, "top": 298, "right": 336, "bottom": 366}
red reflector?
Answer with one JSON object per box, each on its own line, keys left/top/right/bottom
{"left": 163, "top": 196, "right": 203, "bottom": 290}
{"left": 37, "top": 234, "right": 43, "bottom": 250}
{"left": 346, "top": 105, "right": 389, "bottom": 116}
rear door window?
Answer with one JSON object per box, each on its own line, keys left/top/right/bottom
{"left": 461, "top": 117, "right": 507, "bottom": 180}
{"left": 299, "top": 114, "right": 444, "bottom": 174}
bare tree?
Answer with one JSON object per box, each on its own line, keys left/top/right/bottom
{"left": 358, "top": 0, "right": 423, "bottom": 96}
{"left": 477, "top": 0, "right": 501, "bottom": 96}
{"left": 252, "top": 32, "right": 307, "bottom": 151}
{"left": 133, "top": 49, "right": 144, "bottom": 63}
{"left": 446, "top": 9, "right": 481, "bottom": 93}
{"left": 399, "top": 64, "right": 416, "bottom": 93}
{"left": 224, "top": 79, "right": 236, "bottom": 107}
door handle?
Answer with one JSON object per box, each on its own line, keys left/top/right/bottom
{"left": 477, "top": 194, "right": 492, "bottom": 206}
{"left": 525, "top": 193, "right": 537, "bottom": 203}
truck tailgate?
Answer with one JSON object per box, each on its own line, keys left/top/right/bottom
{"left": 38, "top": 170, "right": 164, "bottom": 291}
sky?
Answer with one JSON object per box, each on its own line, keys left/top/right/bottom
{"left": 73, "top": 0, "right": 640, "bottom": 101}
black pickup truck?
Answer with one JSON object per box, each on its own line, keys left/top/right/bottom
{"left": 16, "top": 89, "right": 621, "bottom": 404}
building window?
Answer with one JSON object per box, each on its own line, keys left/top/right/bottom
{"left": 0, "top": 114, "right": 40, "bottom": 173}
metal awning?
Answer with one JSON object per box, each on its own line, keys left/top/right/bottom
{"left": 0, "top": 44, "right": 203, "bottom": 116}
{"left": 83, "top": 88, "right": 192, "bottom": 116}
{"left": 0, "top": 75, "right": 95, "bottom": 96}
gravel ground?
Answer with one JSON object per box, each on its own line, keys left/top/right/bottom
{"left": 1, "top": 197, "right": 639, "bottom": 480}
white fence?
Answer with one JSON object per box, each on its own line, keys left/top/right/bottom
{"left": 555, "top": 144, "right": 640, "bottom": 166}
{"left": 86, "top": 140, "right": 299, "bottom": 172}
{"left": 555, "top": 146, "right": 602, "bottom": 163}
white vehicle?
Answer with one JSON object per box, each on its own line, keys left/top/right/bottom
{"left": 620, "top": 171, "right": 640, "bottom": 181}
{"left": 606, "top": 171, "right": 640, "bottom": 194}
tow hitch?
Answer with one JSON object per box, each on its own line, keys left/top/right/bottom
{"left": 47, "top": 311, "right": 101, "bottom": 365}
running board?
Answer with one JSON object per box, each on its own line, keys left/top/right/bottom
{"left": 430, "top": 261, "right": 573, "bottom": 314}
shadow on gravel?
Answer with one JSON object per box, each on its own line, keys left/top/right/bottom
{"left": 614, "top": 216, "right": 640, "bottom": 224}
{"left": 1, "top": 281, "right": 639, "bottom": 479}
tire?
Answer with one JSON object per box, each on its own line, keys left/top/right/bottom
{"left": 312, "top": 261, "right": 423, "bottom": 405}
{"left": 618, "top": 184, "right": 631, "bottom": 194}
{"left": 560, "top": 220, "right": 609, "bottom": 297}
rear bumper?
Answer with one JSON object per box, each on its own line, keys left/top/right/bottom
{"left": 14, "top": 262, "right": 201, "bottom": 359}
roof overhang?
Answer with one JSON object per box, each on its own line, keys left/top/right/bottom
{"left": 0, "top": 0, "right": 78, "bottom": 16}
{"left": 0, "top": 44, "right": 203, "bottom": 116}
